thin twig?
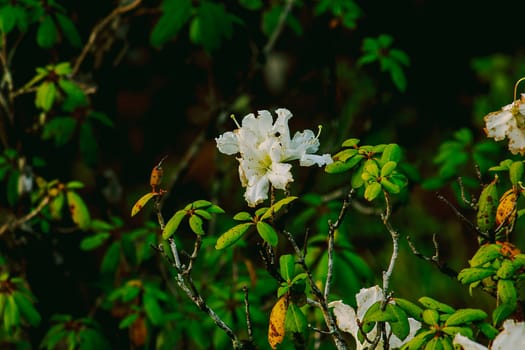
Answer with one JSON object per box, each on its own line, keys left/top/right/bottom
{"left": 72, "top": 0, "right": 142, "bottom": 76}
{"left": 242, "top": 286, "right": 254, "bottom": 342}
{"left": 406, "top": 234, "right": 457, "bottom": 278}
{"left": 457, "top": 177, "right": 476, "bottom": 209}
{"left": 324, "top": 188, "right": 354, "bottom": 300}
{"left": 0, "top": 196, "right": 50, "bottom": 236}
{"left": 283, "top": 230, "right": 348, "bottom": 350}
{"left": 263, "top": 0, "right": 295, "bottom": 56}
{"left": 182, "top": 234, "right": 202, "bottom": 275}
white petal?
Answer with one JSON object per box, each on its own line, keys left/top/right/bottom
{"left": 389, "top": 318, "right": 422, "bottom": 348}
{"left": 300, "top": 153, "right": 333, "bottom": 167}
{"left": 484, "top": 109, "right": 514, "bottom": 141}
{"left": 273, "top": 108, "right": 293, "bottom": 144}
{"left": 453, "top": 333, "right": 487, "bottom": 350}
{"left": 267, "top": 162, "right": 293, "bottom": 190}
{"left": 356, "top": 286, "right": 383, "bottom": 320}
{"left": 506, "top": 123, "right": 525, "bottom": 155}
{"left": 216, "top": 131, "right": 239, "bottom": 155}
{"left": 244, "top": 174, "right": 270, "bottom": 207}
{"left": 291, "top": 129, "right": 319, "bottom": 153}
{"left": 329, "top": 300, "right": 360, "bottom": 338}
{"left": 492, "top": 320, "right": 525, "bottom": 350}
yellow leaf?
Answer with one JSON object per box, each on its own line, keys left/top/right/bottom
{"left": 66, "top": 190, "right": 91, "bottom": 230}
{"left": 268, "top": 295, "right": 289, "bottom": 349}
{"left": 131, "top": 192, "right": 158, "bottom": 217}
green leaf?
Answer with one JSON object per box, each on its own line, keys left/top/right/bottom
{"left": 55, "top": 13, "right": 82, "bottom": 47}
{"left": 144, "top": 292, "right": 164, "bottom": 326}
{"left": 497, "top": 279, "right": 517, "bottom": 305}
{"left": 190, "top": 1, "right": 239, "bottom": 52}
{"left": 381, "top": 161, "right": 397, "bottom": 177}
{"left": 36, "top": 81, "right": 57, "bottom": 111}
{"left": 492, "top": 302, "right": 516, "bottom": 326}
{"left": 13, "top": 292, "right": 41, "bottom": 327}
{"left": 256, "top": 221, "right": 278, "bottom": 246}
{"left": 341, "top": 138, "right": 360, "bottom": 147}
{"left": 284, "top": 303, "right": 307, "bottom": 335}
{"left": 233, "top": 211, "right": 252, "bottom": 221}
{"left": 66, "top": 181, "right": 85, "bottom": 190}
{"left": 387, "top": 304, "right": 410, "bottom": 341}
{"left": 418, "top": 296, "right": 455, "bottom": 314}
{"left": 260, "top": 196, "right": 298, "bottom": 220}
{"left": 363, "top": 159, "right": 379, "bottom": 177}
{"left": 215, "top": 222, "right": 252, "bottom": 249}
{"left": 457, "top": 267, "right": 495, "bottom": 284}
{"left": 381, "top": 144, "right": 402, "bottom": 163}
{"left": 150, "top": 0, "right": 192, "bottom": 48}
{"left": 66, "top": 190, "right": 91, "bottom": 230}
{"left": 37, "top": 15, "right": 58, "bottom": 48}
{"left": 192, "top": 199, "right": 212, "bottom": 208}
{"left": 380, "top": 178, "right": 401, "bottom": 194}
{"left": 0, "top": 5, "right": 17, "bottom": 33}
{"left": 332, "top": 148, "right": 358, "bottom": 162}
{"left": 364, "top": 182, "right": 382, "bottom": 201}
{"left": 280, "top": 254, "right": 295, "bottom": 281}
{"left": 162, "top": 210, "right": 187, "bottom": 239}
{"left": 118, "top": 313, "right": 139, "bottom": 329}
{"left": 393, "top": 298, "right": 423, "bottom": 321}
{"left": 42, "top": 117, "right": 77, "bottom": 146}
{"left": 54, "top": 62, "right": 72, "bottom": 76}
{"left": 195, "top": 209, "right": 212, "bottom": 220}
{"left": 101, "top": 242, "right": 121, "bottom": 275}
{"left": 509, "top": 161, "right": 524, "bottom": 185}
{"left": 445, "top": 308, "right": 487, "bottom": 327}
{"left": 4, "top": 295, "right": 20, "bottom": 331}
{"left": 59, "top": 79, "right": 88, "bottom": 110}
{"left": 470, "top": 243, "right": 502, "bottom": 267}
{"left": 6, "top": 170, "right": 19, "bottom": 206}
{"left": 422, "top": 309, "right": 440, "bottom": 326}
{"left": 239, "top": 0, "right": 263, "bottom": 10}
{"left": 189, "top": 214, "right": 205, "bottom": 235}
{"left": 80, "top": 233, "right": 110, "bottom": 251}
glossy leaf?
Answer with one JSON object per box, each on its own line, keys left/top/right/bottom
{"left": 364, "top": 182, "right": 382, "bottom": 201}
{"left": 189, "top": 214, "right": 205, "bottom": 235}
{"left": 150, "top": 0, "right": 192, "bottom": 48}
{"left": 36, "top": 81, "right": 57, "bottom": 111}
{"left": 280, "top": 254, "right": 295, "bottom": 282}
{"left": 260, "top": 196, "right": 298, "bottom": 220}
{"left": 215, "top": 222, "right": 252, "bottom": 249}
{"left": 256, "top": 221, "right": 278, "bottom": 246}
{"left": 162, "top": 210, "right": 187, "bottom": 239}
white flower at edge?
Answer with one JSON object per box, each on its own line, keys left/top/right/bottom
{"left": 215, "top": 108, "right": 332, "bottom": 207}
{"left": 453, "top": 319, "right": 525, "bottom": 350}
{"left": 328, "top": 286, "right": 421, "bottom": 350}
{"left": 484, "top": 93, "right": 525, "bottom": 155}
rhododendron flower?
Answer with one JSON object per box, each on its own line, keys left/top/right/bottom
{"left": 329, "top": 286, "right": 421, "bottom": 350}
{"left": 484, "top": 93, "right": 525, "bottom": 155}
{"left": 216, "top": 108, "right": 332, "bottom": 207}
{"left": 453, "top": 319, "right": 525, "bottom": 349}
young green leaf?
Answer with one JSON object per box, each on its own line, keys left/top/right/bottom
{"left": 284, "top": 303, "right": 307, "bottom": 336}
{"left": 256, "top": 221, "right": 278, "bottom": 246}
{"left": 509, "top": 161, "right": 524, "bottom": 185}
{"left": 364, "top": 182, "right": 382, "bottom": 201}
{"left": 260, "top": 196, "right": 298, "bottom": 220}
{"left": 162, "top": 210, "right": 187, "bottom": 239}
{"left": 189, "top": 214, "right": 205, "bottom": 235}
{"left": 36, "top": 81, "right": 57, "bottom": 111}
{"left": 280, "top": 254, "right": 295, "bottom": 282}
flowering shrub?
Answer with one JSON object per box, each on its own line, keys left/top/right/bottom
{"left": 1, "top": 1, "right": 525, "bottom": 350}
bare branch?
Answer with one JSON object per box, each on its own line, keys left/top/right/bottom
{"left": 406, "top": 234, "right": 457, "bottom": 278}
{"left": 0, "top": 196, "right": 50, "bottom": 236}
{"left": 263, "top": 0, "right": 296, "bottom": 57}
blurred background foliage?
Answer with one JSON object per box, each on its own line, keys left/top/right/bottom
{"left": 1, "top": 0, "right": 525, "bottom": 348}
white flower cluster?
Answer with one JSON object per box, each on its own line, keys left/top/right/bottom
{"left": 329, "top": 286, "right": 421, "bottom": 350}
{"left": 454, "top": 319, "right": 525, "bottom": 350}
{"left": 484, "top": 94, "right": 525, "bottom": 155}
{"left": 215, "top": 108, "right": 332, "bottom": 207}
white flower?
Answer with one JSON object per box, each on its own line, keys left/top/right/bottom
{"left": 484, "top": 94, "right": 525, "bottom": 155}
{"left": 453, "top": 319, "right": 525, "bottom": 350}
{"left": 329, "top": 286, "right": 421, "bottom": 350}
{"left": 216, "top": 108, "right": 332, "bottom": 207}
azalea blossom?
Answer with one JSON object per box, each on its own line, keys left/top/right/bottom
{"left": 484, "top": 93, "right": 525, "bottom": 155}
{"left": 329, "top": 286, "right": 421, "bottom": 350}
{"left": 215, "top": 108, "right": 332, "bottom": 207}
{"left": 453, "top": 319, "right": 525, "bottom": 350}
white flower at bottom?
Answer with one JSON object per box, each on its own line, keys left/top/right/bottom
{"left": 329, "top": 286, "right": 421, "bottom": 350}
{"left": 453, "top": 319, "right": 525, "bottom": 350}
{"left": 484, "top": 94, "right": 525, "bottom": 155}
{"left": 215, "top": 108, "right": 332, "bottom": 207}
